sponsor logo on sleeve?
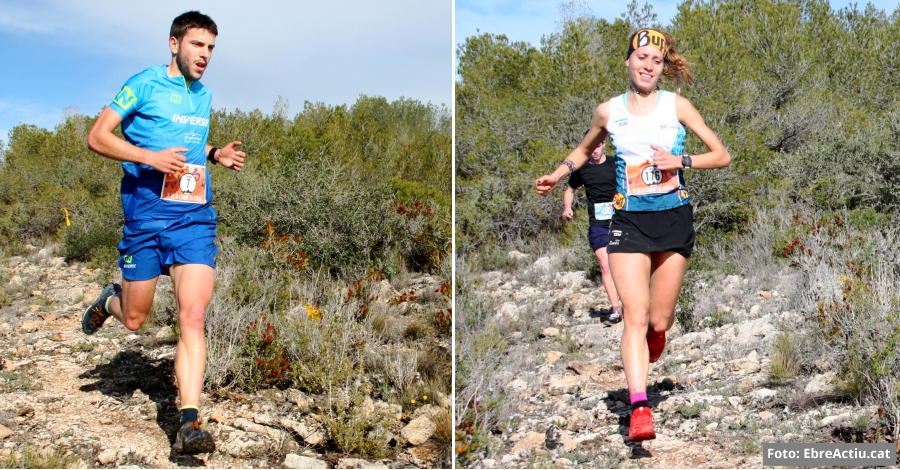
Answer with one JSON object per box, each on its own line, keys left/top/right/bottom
{"left": 113, "top": 86, "right": 137, "bottom": 110}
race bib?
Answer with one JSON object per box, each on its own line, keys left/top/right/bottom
{"left": 161, "top": 164, "right": 207, "bottom": 204}
{"left": 625, "top": 159, "right": 679, "bottom": 196}
{"left": 594, "top": 202, "right": 614, "bottom": 221}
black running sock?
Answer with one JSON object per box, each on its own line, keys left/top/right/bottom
{"left": 181, "top": 406, "right": 199, "bottom": 426}
{"left": 631, "top": 400, "right": 650, "bottom": 411}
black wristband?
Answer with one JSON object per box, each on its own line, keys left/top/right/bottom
{"left": 208, "top": 147, "right": 220, "bottom": 165}
{"left": 681, "top": 154, "right": 692, "bottom": 170}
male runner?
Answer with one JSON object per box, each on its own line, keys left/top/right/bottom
{"left": 82, "top": 11, "right": 245, "bottom": 454}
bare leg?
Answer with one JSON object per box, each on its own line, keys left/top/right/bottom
{"left": 648, "top": 251, "right": 689, "bottom": 333}
{"left": 107, "top": 278, "right": 158, "bottom": 331}
{"left": 169, "top": 263, "right": 214, "bottom": 408}
{"left": 611, "top": 251, "right": 689, "bottom": 395}
{"left": 610, "top": 252, "right": 651, "bottom": 395}
{"left": 594, "top": 246, "right": 620, "bottom": 309}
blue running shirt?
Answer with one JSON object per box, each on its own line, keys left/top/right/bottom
{"left": 109, "top": 65, "right": 214, "bottom": 222}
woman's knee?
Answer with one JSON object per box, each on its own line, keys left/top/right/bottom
{"left": 622, "top": 307, "right": 650, "bottom": 328}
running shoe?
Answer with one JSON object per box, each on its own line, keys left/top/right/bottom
{"left": 627, "top": 406, "right": 656, "bottom": 442}
{"left": 172, "top": 421, "right": 215, "bottom": 454}
{"left": 603, "top": 307, "right": 623, "bottom": 326}
{"left": 81, "top": 283, "right": 120, "bottom": 335}
{"left": 647, "top": 329, "right": 666, "bottom": 363}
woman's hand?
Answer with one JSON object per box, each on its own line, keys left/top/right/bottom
{"left": 535, "top": 174, "right": 560, "bottom": 196}
{"left": 650, "top": 144, "right": 682, "bottom": 170}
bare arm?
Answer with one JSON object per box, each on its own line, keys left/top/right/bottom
{"left": 87, "top": 107, "right": 187, "bottom": 174}
{"left": 651, "top": 95, "right": 730, "bottom": 170}
{"left": 535, "top": 101, "right": 610, "bottom": 196}
{"left": 562, "top": 186, "right": 575, "bottom": 220}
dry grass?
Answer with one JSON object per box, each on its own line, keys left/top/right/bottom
{"left": 769, "top": 331, "right": 800, "bottom": 381}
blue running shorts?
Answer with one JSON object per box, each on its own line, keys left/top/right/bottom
{"left": 118, "top": 207, "right": 218, "bottom": 281}
{"left": 588, "top": 225, "right": 612, "bottom": 251}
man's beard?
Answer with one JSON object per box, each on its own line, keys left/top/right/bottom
{"left": 176, "top": 50, "right": 202, "bottom": 82}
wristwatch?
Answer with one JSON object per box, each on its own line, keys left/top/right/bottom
{"left": 681, "top": 155, "right": 692, "bottom": 170}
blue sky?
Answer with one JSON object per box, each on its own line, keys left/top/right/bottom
{"left": 456, "top": 1, "right": 900, "bottom": 63}
{"left": 0, "top": 0, "right": 452, "bottom": 147}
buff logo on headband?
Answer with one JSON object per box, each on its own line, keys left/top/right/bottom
{"left": 627, "top": 29, "right": 668, "bottom": 58}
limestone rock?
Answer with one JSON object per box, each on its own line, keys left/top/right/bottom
{"left": 750, "top": 388, "right": 778, "bottom": 400}
{"left": 337, "top": 458, "right": 388, "bottom": 469}
{"left": 511, "top": 431, "right": 545, "bottom": 455}
{"left": 679, "top": 419, "right": 698, "bottom": 434}
{"left": 155, "top": 326, "right": 177, "bottom": 341}
{"left": 506, "top": 378, "right": 528, "bottom": 391}
{"left": 401, "top": 416, "right": 435, "bottom": 445}
{"left": 547, "top": 376, "right": 579, "bottom": 396}
{"left": 48, "top": 288, "right": 82, "bottom": 305}
{"left": 283, "top": 453, "right": 328, "bottom": 469}
{"left": 567, "top": 361, "right": 601, "bottom": 377}
{"left": 97, "top": 449, "right": 118, "bottom": 465}
{"left": 541, "top": 327, "right": 560, "bottom": 337}
{"left": 496, "top": 302, "right": 520, "bottom": 321}
{"left": 508, "top": 251, "right": 531, "bottom": 264}
{"left": 805, "top": 372, "right": 838, "bottom": 395}
{"left": 547, "top": 351, "right": 564, "bottom": 364}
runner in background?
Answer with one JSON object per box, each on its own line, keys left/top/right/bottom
{"left": 535, "top": 28, "right": 729, "bottom": 442}
{"left": 561, "top": 141, "right": 622, "bottom": 326}
{"left": 82, "top": 11, "right": 245, "bottom": 454}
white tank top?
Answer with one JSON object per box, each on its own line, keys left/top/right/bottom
{"left": 606, "top": 90, "right": 690, "bottom": 212}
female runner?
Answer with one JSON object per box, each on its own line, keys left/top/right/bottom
{"left": 535, "top": 28, "right": 730, "bottom": 441}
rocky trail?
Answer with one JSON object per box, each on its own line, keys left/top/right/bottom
{"left": 471, "top": 252, "right": 896, "bottom": 469}
{"left": 0, "top": 247, "right": 447, "bottom": 469}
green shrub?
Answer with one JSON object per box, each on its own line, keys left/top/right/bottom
{"left": 324, "top": 389, "right": 402, "bottom": 459}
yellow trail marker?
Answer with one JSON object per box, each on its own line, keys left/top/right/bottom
{"left": 61, "top": 208, "right": 70, "bottom": 226}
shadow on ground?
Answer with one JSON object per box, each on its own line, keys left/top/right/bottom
{"left": 79, "top": 347, "right": 208, "bottom": 466}
{"left": 605, "top": 376, "right": 682, "bottom": 460}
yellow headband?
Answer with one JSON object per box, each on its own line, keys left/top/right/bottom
{"left": 628, "top": 29, "right": 667, "bottom": 57}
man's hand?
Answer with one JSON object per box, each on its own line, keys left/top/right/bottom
{"left": 216, "top": 141, "right": 246, "bottom": 171}
{"left": 150, "top": 147, "right": 188, "bottom": 174}
{"left": 562, "top": 207, "right": 574, "bottom": 220}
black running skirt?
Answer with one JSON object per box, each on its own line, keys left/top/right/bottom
{"left": 607, "top": 204, "right": 695, "bottom": 258}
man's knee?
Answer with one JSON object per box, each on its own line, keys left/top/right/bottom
{"left": 599, "top": 262, "right": 612, "bottom": 276}
{"left": 120, "top": 309, "right": 148, "bottom": 331}
{"left": 178, "top": 305, "right": 207, "bottom": 332}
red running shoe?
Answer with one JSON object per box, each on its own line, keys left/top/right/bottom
{"left": 647, "top": 329, "right": 666, "bottom": 363}
{"left": 628, "top": 406, "right": 656, "bottom": 442}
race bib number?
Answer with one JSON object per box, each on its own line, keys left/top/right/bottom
{"left": 594, "top": 202, "right": 614, "bottom": 221}
{"left": 161, "top": 164, "right": 207, "bottom": 204}
{"left": 626, "top": 160, "right": 679, "bottom": 196}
